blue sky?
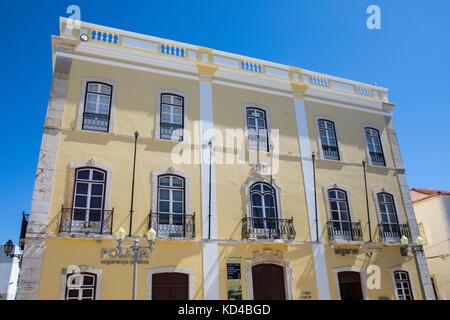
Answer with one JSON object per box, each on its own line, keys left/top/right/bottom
{"left": 1, "top": 0, "right": 449, "bottom": 245}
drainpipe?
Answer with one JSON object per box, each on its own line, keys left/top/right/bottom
{"left": 129, "top": 131, "right": 139, "bottom": 237}
{"left": 312, "top": 152, "right": 319, "bottom": 242}
{"left": 362, "top": 160, "right": 372, "bottom": 242}
{"left": 208, "top": 137, "right": 214, "bottom": 240}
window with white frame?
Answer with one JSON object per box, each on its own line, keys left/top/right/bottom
{"left": 160, "top": 94, "right": 184, "bottom": 141}
{"left": 377, "top": 193, "right": 401, "bottom": 240}
{"left": 328, "top": 189, "right": 353, "bottom": 240}
{"left": 393, "top": 271, "right": 414, "bottom": 300}
{"left": 157, "top": 175, "right": 185, "bottom": 236}
{"left": 65, "top": 273, "right": 97, "bottom": 300}
{"left": 246, "top": 108, "right": 269, "bottom": 152}
{"left": 250, "top": 182, "right": 277, "bottom": 231}
{"left": 364, "top": 127, "right": 386, "bottom": 166}
{"left": 318, "top": 119, "right": 340, "bottom": 160}
{"left": 71, "top": 168, "right": 106, "bottom": 233}
{"left": 82, "top": 82, "right": 112, "bottom": 132}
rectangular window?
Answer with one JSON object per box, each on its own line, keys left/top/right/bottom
{"left": 160, "top": 94, "right": 184, "bottom": 141}
{"left": 82, "top": 82, "right": 112, "bottom": 132}
{"left": 246, "top": 108, "right": 269, "bottom": 152}
{"left": 318, "top": 119, "right": 340, "bottom": 160}
{"left": 364, "top": 127, "right": 386, "bottom": 166}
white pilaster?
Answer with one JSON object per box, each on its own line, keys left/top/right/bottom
{"left": 199, "top": 79, "right": 219, "bottom": 299}
{"left": 294, "top": 97, "right": 331, "bottom": 300}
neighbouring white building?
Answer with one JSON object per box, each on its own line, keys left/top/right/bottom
{"left": 0, "top": 244, "right": 21, "bottom": 300}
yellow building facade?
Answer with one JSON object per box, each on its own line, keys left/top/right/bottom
{"left": 17, "top": 18, "right": 436, "bottom": 300}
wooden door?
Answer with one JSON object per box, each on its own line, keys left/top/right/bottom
{"left": 152, "top": 272, "right": 188, "bottom": 300}
{"left": 338, "top": 271, "right": 364, "bottom": 300}
{"left": 252, "top": 264, "right": 286, "bottom": 300}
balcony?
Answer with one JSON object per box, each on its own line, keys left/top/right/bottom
{"left": 369, "top": 152, "right": 386, "bottom": 166}
{"left": 82, "top": 112, "right": 109, "bottom": 132}
{"left": 322, "top": 145, "right": 340, "bottom": 160}
{"left": 241, "top": 217, "right": 296, "bottom": 240}
{"left": 327, "top": 220, "right": 363, "bottom": 242}
{"left": 148, "top": 211, "right": 195, "bottom": 239}
{"left": 378, "top": 223, "right": 411, "bottom": 243}
{"left": 59, "top": 206, "right": 114, "bottom": 235}
{"left": 160, "top": 122, "right": 183, "bottom": 141}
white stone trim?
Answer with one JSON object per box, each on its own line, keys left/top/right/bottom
{"left": 242, "top": 104, "right": 272, "bottom": 152}
{"left": 151, "top": 167, "right": 191, "bottom": 215}
{"left": 361, "top": 124, "right": 389, "bottom": 167}
{"left": 390, "top": 266, "right": 417, "bottom": 300}
{"left": 59, "top": 265, "right": 103, "bottom": 300}
{"left": 69, "top": 160, "right": 113, "bottom": 211}
{"left": 243, "top": 250, "right": 293, "bottom": 300}
{"left": 145, "top": 266, "right": 195, "bottom": 300}
{"left": 315, "top": 116, "right": 343, "bottom": 162}
{"left": 155, "top": 89, "right": 189, "bottom": 141}
{"left": 332, "top": 266, "right": 369, "bottom": 300}
{"left": 76, "top": 78, "right": 118, "bottom": 134}
{"left": 243, "top": 175, "right": 282, "bottom": 219}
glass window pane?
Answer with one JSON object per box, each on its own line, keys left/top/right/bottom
{"left": 162, "top": 95, "right": 171, "bottom": 103}
{"left": 89, "top": 210, "right": 101, "bottom": 222}
{"left": 75, "top": 195, "right": 87, "bottom": 208}
{"left": 172, "top": 177, "right": 183, "bottom": 187}
{"left": 89, "top": 197, "right": 102, "bottom": 208}
{"left": 252, "top": 207, "right": 263, "bottom": 218}
{"left": 159, "top": 177, "right": 170, "bottom": 186}
{"left": 91, "top": 184, "right": 103, "bottom": 196}
{"left": 173, "top": 190, "right": 183, "bottom": 201}
{"left": 100, "top": 85, "right": 111, "bottom": 95}
{"left": 73, "top": 209, "right": 86, "bottom": 221}
{"left": 88, "top": 84, "right": 99, "bottom": 92}
{"left": 173, "top": 97, "right": 182, "bottom": 105}
{"left": 159, "top": 201, "right": 169, "bottom": 213}
{"left": 76, "top": 183, "right": 88, "bottom": 195}
{"left": 82, "top": 289, "right": 94, "bottom": 298}
{"left": 172, "top": 202, "right": 183, "bottom": 213}
{"left": 77, "top": 170, "right": 90, "bottom": 180}
{"left": 251, "top": 194, "right": 262, "bottom": 207}
{"left": 159, "top": 189, "right": 169, "bottom": 200}
{"left": 92, "top": 171, "right": 105, "bottom": 181}
{"left": 68, "top": 289, "right": 79, "bottom": 298}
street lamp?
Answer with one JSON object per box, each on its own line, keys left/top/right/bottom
{"left": 3, "top": 240, "right": 23, "bottom": 263}
{"left": 400, "top": 235, "right": 424, "bottom": 256}
{"left": 114, "top": 227, "right": 156, "bottom": 300}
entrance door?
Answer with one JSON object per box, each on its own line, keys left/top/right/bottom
{"left": 338, "top": 271, "right": 364, "bottom": 300}
{"left": 252, "top": 264, "right": 286, "bottom": 300}
{"left": 152, "top": 272, "right": 188, "bottom": 300}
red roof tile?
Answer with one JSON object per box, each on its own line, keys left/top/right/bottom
{"left": 410, "top": 188, "right": 450, "bottom": 203}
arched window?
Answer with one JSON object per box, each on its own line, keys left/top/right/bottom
{"left": 82, "top": 82, "right": 112, "bottom": 132}
{"left": 65, "top": 273, "right": 97, "bottom": 300}
{"left": 71, "top": 168, "right": 106, "bottom": 233}
{"left": 246, "top": 108, "right": 269, "bottom": 152}
{"left": 364, "top": 127, "right": 385, "bottom": 166}
{"left": 250, "top": 183, "right": 277, "bottom": 232}
{"left": 160, "top": 94, "right": 184, "bottom": 141}
{"left": 377, "top": 193, "right": 401, "bottom": 239}
{"left": 157, "top": 175, "right": 185, "bottom": 236}
{"left": 318, "top": 119, "right": 340, "bottom": 160}
{"left": 328, "top": 189, "right": 353, "bottom": 240}
{"left": 393, "top": 271, "right": 414, "bottom": 300}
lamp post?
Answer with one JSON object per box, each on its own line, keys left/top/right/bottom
{"left": 3, "top": 240, "right": 23, "bottom": 265}
{"left": 400, "top": 235, "right": 424, "bottom": 256}
{"left": 114, "top": 227, "right": 156, "bottom": 300}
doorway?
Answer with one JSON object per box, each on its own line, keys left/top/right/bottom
{"left": 152, "top": 272, "right": 189, "bottom": 300}
{"left": 252, "top": 264, "right": 286, "bottom": 300}
{"left": 337, "top": 271, "right": 364, "bottom": 300}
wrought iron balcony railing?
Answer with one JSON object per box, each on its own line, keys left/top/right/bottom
{"left": 327, "top": 220, "right": 363, "bottom": 242}
{"left": 241, "top": 217, "right": 296, "bottom": 240}
{"left": 378, "top": 223, "right": 411, "bottom": 242}
{"left": 322, "top": 145, "right": 340, "bottom": 160}
{"left": 148, "top": 211, "right": 195, "bottom": 239}
{"left": 370, "top": 152, "right": 386, "bottom": 166}
{"left": 82, "top": 112, "right": 109, "bottom": 132}
{"left": 160, "top": 122, "right": 183, "bottom": 141}
{"left": 59, "top": 206, "right": 114, "bottom": 235}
